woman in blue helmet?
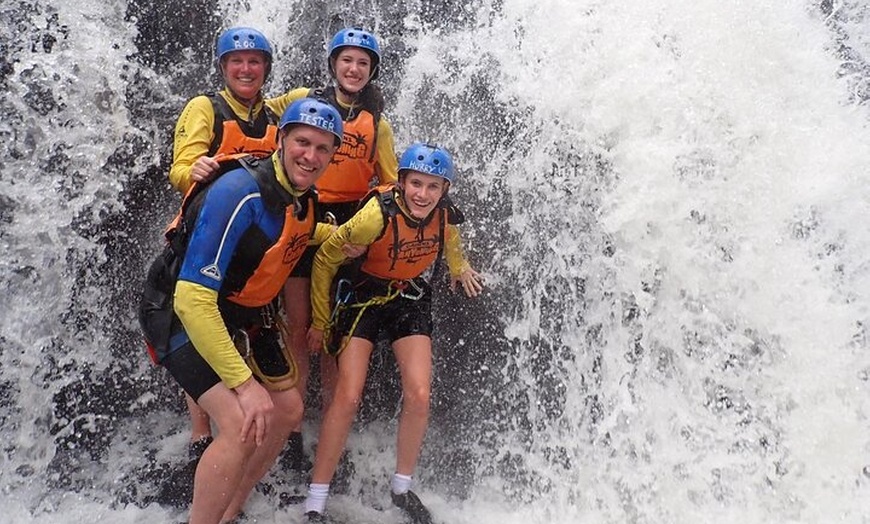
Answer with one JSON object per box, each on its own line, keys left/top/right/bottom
{"left": 170, "top": 26, "right": 281, "bottom": 194}
{"left": 301, "top": 143, "right": 483, "bottom": 523}
{"left": 268, "top": 26, "right": 400, "bottom": 471}
{"left": 168, "top": 27, "right": 284, "bottom": 471}
{"left": 141, "top": 98, "right": 344, "bottom": 524}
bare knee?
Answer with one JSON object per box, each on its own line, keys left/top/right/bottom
{"left": 272, "top": 389, "right": 304, "bottom": 430}
{"left": 212, "top": 430, "right": 258, "bottom": 460}
{"left": 402, "top": 385, "right": 430, "bottom": 416}
{"left": 332, "top": 387, "right": 363, "bottom": 417}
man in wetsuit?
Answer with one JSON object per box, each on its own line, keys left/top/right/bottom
{"left": 140, "top": 97, "right": 343, "bottom": 524}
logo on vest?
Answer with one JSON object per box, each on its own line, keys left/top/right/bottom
{"left": 283, "top": 233, "right": 310, "bottom": 265}
{"left": 200, "top": 264, "right": 222, "bottom": 281}
{"left": 389, "top": 238, "right": 440, "bottom": 265}
{"left": 332, "top": 131, "right": 369, "bottom": 165}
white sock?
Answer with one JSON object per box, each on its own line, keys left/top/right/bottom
{"left": 304, "top": 483, "right": 329, "bottom": 514}
{"left": 391, "top": 473, "right": 413, "bottom": 495}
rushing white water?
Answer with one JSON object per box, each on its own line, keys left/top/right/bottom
{"left": 1, "top": 0, "right": 869, "bottom": 523}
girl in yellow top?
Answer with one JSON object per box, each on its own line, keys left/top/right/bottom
{"left": 267, "top": 27, "right": 400, "bottom": 470}
{"left": 303, "top": 143, "right": 483, "bottom": 523}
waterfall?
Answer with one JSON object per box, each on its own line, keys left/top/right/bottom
{"left": 1, "top": 1, "right": 868, "bottom": 522}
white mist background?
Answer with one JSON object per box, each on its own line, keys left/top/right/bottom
{"left": 1, "top": 0, "right": 869, "bottom": 523}
{"left": 394, "top": 1, "right": 870, "bottom": 522}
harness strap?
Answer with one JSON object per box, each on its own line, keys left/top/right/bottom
{"left": 322, "top": 279, "right": 415, "bottom": 356}
{"left": 231, "top": 311, "right": 299, "bottom": 391}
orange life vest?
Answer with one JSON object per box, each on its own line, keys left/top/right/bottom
{"left": 142, "top": 156, "right": 317, "bottom": 361}
{"left": 359, "top": 185, "right": 446, "bottom": 281}
{"left": 164, "top": 157, "right": 317, "bottom": 308}
{"left": 308, "top": 86, "right": 380, "bottom": 204}
{"left": 207, "top": 93, "right": 279, "bottom": 162}
{"left": 226, "top": 183, "right": 316, "bottom": 308}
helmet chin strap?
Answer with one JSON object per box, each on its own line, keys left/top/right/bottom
{"left": 336, "top": 83, "right": 360, "bottom": 98}
{"left": 333, "top": 76, "right": 367, "bottom": 104}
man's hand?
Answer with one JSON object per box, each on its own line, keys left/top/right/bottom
{"left": 234, "top": 377, "right": 273, "bottom": 446}
{"left": 451, "top": 267, "right": 484, "bottom": 298}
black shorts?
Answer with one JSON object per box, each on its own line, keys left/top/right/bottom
{"left": 162, "top": 341, "right": 221, "bottom": 401}
{"left": 162, "top": 327, "right": 294, "bottom": 401}
{"left": 333, "top": 279, "right": 433, "bottom": 347}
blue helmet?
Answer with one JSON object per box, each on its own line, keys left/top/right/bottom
{"left": 328, "top": 27, "right": 381, "bottom": 80}
{"left": 279, "top": 98, "right": 344, "bottom": 146}
{"left": 216, "top": 27, "right": 273, "bottom": 61}
{"left": 398, "top": 143, "right": 454, "bottom": 182}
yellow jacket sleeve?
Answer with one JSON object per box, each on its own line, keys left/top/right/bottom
{"left": 310, "top": 222, "right": 334, "bottom": 245}
{"left": 375, "top": 117, "right": 398, "bottom": 184}
{"left": 266, "top": 87, "right": 310, "bottom": 119}
{"left": 170, "top": 90, "right": 271, "bottom": 193}
{"left": 173, "top": 280, "right": 252, "bottom": 389}
{"left": 169, "top": 96, "right": 215, "bottom": 194}
{"left": 444, "top": 224, "right": 472, "bottom": 277}
{"left": 310, "top": 198, "right": 386, "bottom": 330}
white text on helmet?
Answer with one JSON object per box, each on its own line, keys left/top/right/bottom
{"left": 234, "top": 39, "right": 260, "bottom": 50}
{"left": 407, "top": 160, "right": 446, "bottom": 176}
{"left": 344, "top": 36, "right": 370, "bottom": 48}
{"left": 297, "top": 113, "right": 336, "bottom": 132}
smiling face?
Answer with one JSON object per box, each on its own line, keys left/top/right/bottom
{"left": 399, "top": 171, "right": 449, "bottom": 219}
{"left": 279, "top": 125, "right": 338, "bottom": 189}
{"left": 331, "top": 47, "right": 373, "bottom": 96}
{"left": 220, "top": 49, "right": 268, "bottom": 103}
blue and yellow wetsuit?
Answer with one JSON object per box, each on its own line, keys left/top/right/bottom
{"left": 144, "top": 155, "right": 332, "bottom": 390}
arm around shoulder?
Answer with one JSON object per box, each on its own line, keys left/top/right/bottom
{"left": 265, "top": 87, "right": 311, "bottom": 118}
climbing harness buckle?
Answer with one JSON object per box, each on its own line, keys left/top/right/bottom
{"left": 260, "top": 303, "right": 277, "bottom": 329}
{"left": 397, "top": 279, "right": 425, "bottom": 301}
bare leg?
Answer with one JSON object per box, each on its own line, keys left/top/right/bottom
{"left": 392, "top": 335, "right": 432, "bottom": 476}
{"left": 284, "top": 277, "right": 312, "bottom": 421}
{"left": 187, "top": 385, "right": 255, "bottom": 524}
{"left": 309, "top": 337, "right": 374, "bottom": 484}
{"left": 221, "top": 386, "right": 303, "bottom": 521}
{"left": 320, "top": 354, "right": 339, "bottom": 414}
{"left": 185, "top": 392, "right": 212, "bottom": 442}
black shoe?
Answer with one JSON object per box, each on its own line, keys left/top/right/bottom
{"left": 391, "top": 490, "right": 433, "bottom": 524}
{"left": 188, "top": 436, "right": 213, "bottom": 461}
{"left": 305, "top": 510, "right": 328, "bottom": 523}
{"left": 279, "top": 432, "right": 311, "bottom": 472}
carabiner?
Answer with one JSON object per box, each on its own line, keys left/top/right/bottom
{"left": 398, "top": 279, "right": 425, "bottom": 301}
{"left": 334, "top": 278, "right": 353, "bottom": 305}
